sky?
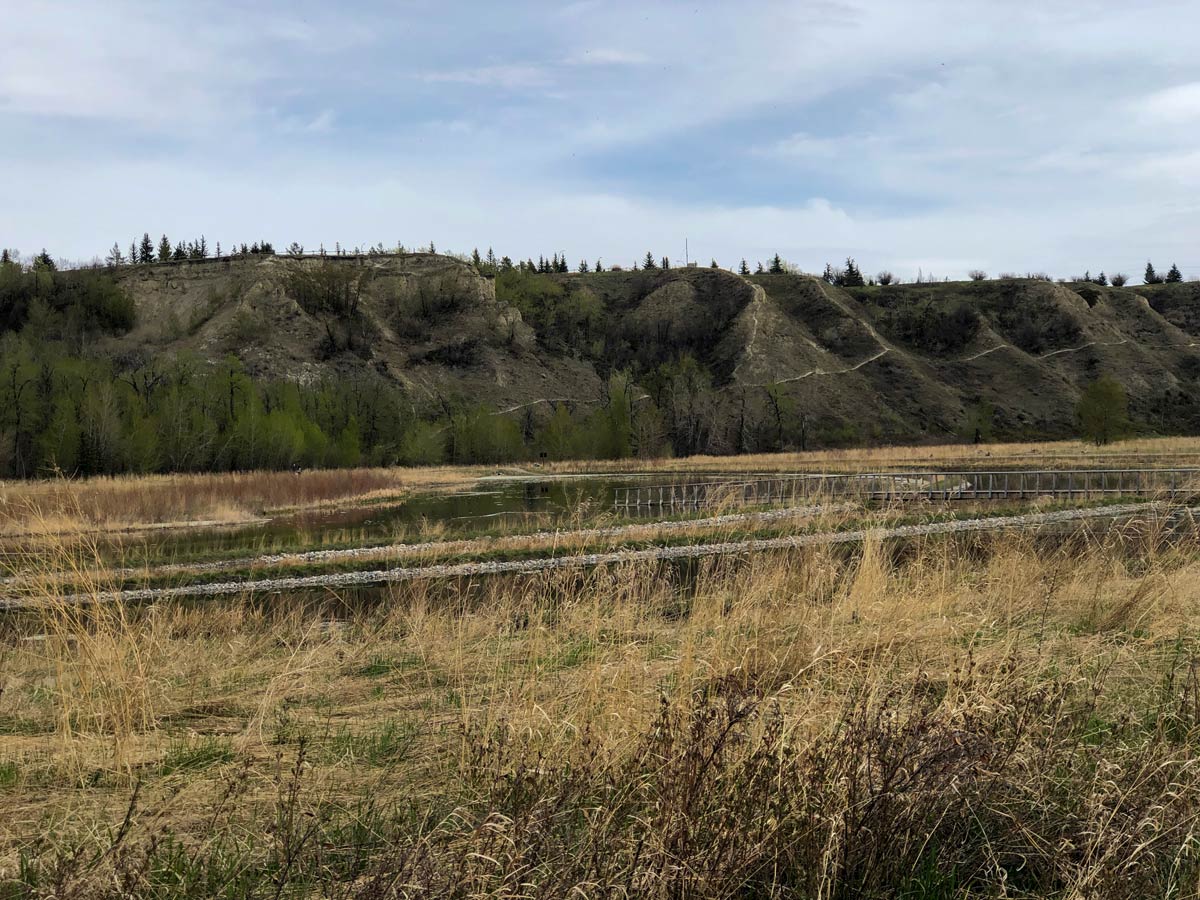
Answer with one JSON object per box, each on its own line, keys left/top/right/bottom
{"left": 3, "top": 0, "right": 1200, "bottom": 280}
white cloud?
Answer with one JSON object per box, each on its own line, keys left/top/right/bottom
{"left": 420, "top": 64, "right": 551, "bottom": 90}
{"left": 563, "top": 47, "right": 649, "bottom": 66}
{"left": 4, "top": 0, "right": 1200, "bottom": 281}
{"left": 756, "top": 133, "right": 857, "bottom": 160}
{"left": 1131, "top": 150, "right": 1200, "bottom": 184}
{"left": 1140, "top": 82, "right": 1200, "bottom": 123}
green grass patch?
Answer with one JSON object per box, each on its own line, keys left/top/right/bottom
{"left": 327, "top": 719, "right": 418, "bottom": 766}
{"left": 160, "top": 736, "right": 235, "bottom": 775}
{"left": 355, "top": 653, "right": 424, "bottom": 678}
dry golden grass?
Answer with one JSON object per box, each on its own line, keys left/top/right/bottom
{"left": 0, "top": 465, "right": 477, "bottom": 537}
{"left": 3, "top": 510, "right": 1200, "bottom": 895}
{"left": 543, "top": 434, "right": 1200, "bottom": 474}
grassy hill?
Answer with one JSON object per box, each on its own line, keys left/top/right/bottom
{"left": 3, "top": 251, "right": 1200, "bottom": 475}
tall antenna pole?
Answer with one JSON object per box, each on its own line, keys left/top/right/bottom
{"left": 685, "top": 238, "right": 689, "bottom": 266}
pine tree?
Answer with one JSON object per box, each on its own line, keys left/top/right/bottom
{"left": 661, "top": 256, "right": 669, "bottom": 269}
{"left": 711, "top": 259, "right": 719, "bottom": 268}
{"left": 500, "top": 256, "right": 513, "bottom": 271}
{"left": 595, "top": 259, "right": 603, "bottom": 273}
{"left": 739, "top": 259, "right": 750, "bottom": 275}
{"left": 33, "top": 249, "right": 55, "bottom": 271}
{"left": 157, "top": 234, "right": 172, "bottom": 262}
{"left": 755, "top": 261, "right": 764, "bottom": 274}
{"left": 1145, "top": 261, "right": 1162, "bottom": 284}
{"left": 578, "top": 259, "right": 590, "bottom": 273}
{"left": 139, "top": 233, "right": 155, "bottom": 264}
{"left": 486, "top": 247, "right": 496, "bottom": 268}
{"left": 839, "top": 257, "right": 865, "bottom": 287}
{"left": 643, "top": 251, "right": 657, "bottom": 270}
{"left": 198, "top": 236, "right": 208, "bottom": 258}
{"left": 1167, "top": 263, "right": 1183, "bottom": 283}
{"left": 0, "top": 249, "right": 9, "bottom": 265}
{"left": 559, "top": 255, "right": 569, "bottom": 273}
{"left": 768, "top": 253, "right": 784, "bottom": 274}
{"left": 1094, "top": 271, "right": 1107, "bottom": 286}
{"left": 106, "top": 242, "right": 125, "bottom": 266}
{"left": 471, "top": 248, "right": 482, "bottom": 268}
{"left": 172, "top": 241, "right": 187, "bottom": 261}
{"left": 216, "top": 241, "right": 222, "bottom": 257}
{"left": 128, "top": 242, "right": 138, "bottom": 265}
{"left": 823, "top": 262, "right": 836, "bottom": 283}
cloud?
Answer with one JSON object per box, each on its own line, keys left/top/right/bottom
{"left": 563, "top": 47, "right": 650, "bottom": 66}
{"left": 4, "top": 0, "right": 1200, "bottom": 282}
{"left": 1140, "top": 82, "right": 1200, "bottom": 123}
{"left": 756, "top": 133, "right": 856, "bottom": 161}
{"left": 420, "top": 64, "right": 551, "bottom": 90}
{"left": 1131, "top": 150, "right": 1200, "bottom": 185}
{"left": 276, "top": 108, "right": 336, "bottom": 134}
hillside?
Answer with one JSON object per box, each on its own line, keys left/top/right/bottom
{"left": 4, "top": 251, "right": 1200, "bottom": 475}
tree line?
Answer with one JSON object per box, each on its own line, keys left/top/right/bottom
{"left": 5, "top": 236, "right": 1193, "bottom": 288}
{"left": 100, "top": 234, "right": 279, "bottom": 266}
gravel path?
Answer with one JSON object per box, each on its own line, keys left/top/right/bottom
{"left": 1, "top": 502, "right": 1165, "bottom": 609}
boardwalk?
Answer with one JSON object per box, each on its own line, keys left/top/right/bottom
{"left": 613, "top": 468, "right": 1200, "bottom": 513}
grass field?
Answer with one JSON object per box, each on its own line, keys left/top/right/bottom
{"left": 3, "top": 441, "right": 1200, "bottom": 897}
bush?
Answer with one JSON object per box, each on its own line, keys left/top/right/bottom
{"left": 968, "top": 269, "right": 987, "bottom": 281}
{"left": 418, "top": 336, "right": 481, "bottom": 368}
{"left": 876, "top": 271, "right": 894, "bottom": 286}
{"left": 1110, "top": 273, "right": 1129, "bottom": 287}
{"left": 882, "top": 301, "right": 981, "bottom": 354}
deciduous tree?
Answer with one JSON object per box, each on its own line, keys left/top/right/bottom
{"left": 1077, "top": 375, "right": 1128, "bottom": 446}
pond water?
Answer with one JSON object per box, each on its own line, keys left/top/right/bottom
{"left": 87, "top": 474, "right": 723, "bottom": 562}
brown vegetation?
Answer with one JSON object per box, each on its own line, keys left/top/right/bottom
{"left": 2, "top": 503, "right": 1200, "bottom": 896}
{"left": 0, "top": 466, "right": 476, "bottom": 536}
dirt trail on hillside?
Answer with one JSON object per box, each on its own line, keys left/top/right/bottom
{"left": 729, "top": 278, "right": 888, "bottom": 388}
{"left": 957, "top": 337, "right": 1129, "bottom": 364}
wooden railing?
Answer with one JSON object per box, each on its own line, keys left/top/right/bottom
{"left": 612, "top": 468, "right": 1200, "bottom": 512}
